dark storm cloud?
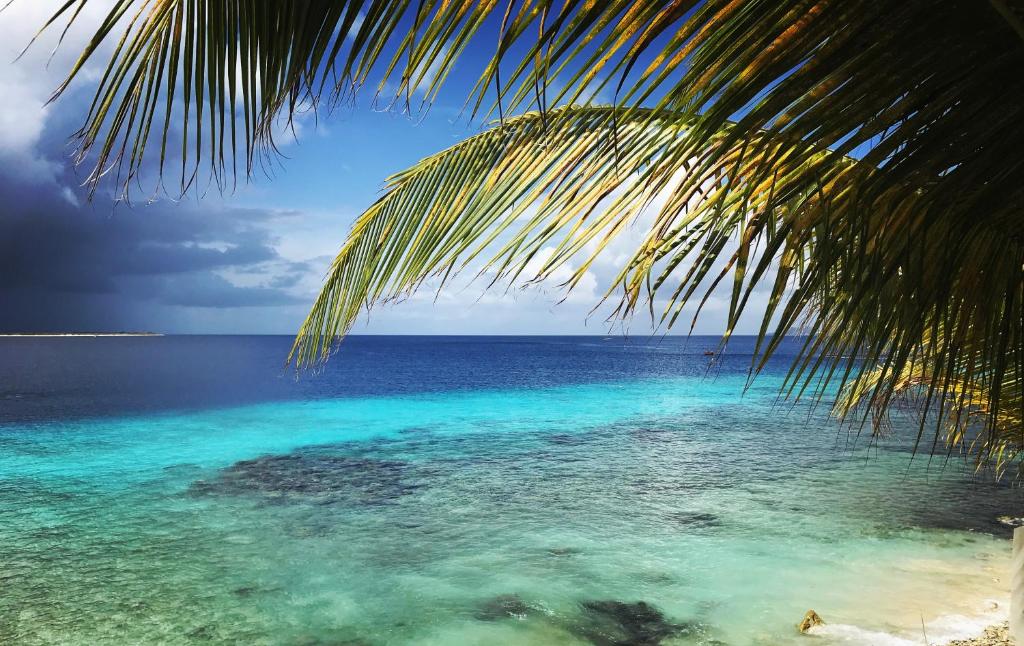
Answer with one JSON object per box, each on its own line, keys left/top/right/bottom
{"left": 0, "top": 10, "right": 332, "bottom": 334}
{"left": 155, "top": 275, "right": 302, "bottom": 308}
{"left": 0, "top": 163, "right": 308, "bottom": 330}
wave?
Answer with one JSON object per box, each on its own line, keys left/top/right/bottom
{"left": 811, "top": 601, "right": 1006, "bottom": 645}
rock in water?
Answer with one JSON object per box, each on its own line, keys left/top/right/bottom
{"left": 664, "top": 511, "right": 721, "bottom": 529}
{"left": 797, "top": 609, "right": 825, "bottom": 633}
{"left": 576, "top": 600, "right": 688, "bottom": 645}
{"left": 475, "top": 594, "right": 532, "bottom": 621}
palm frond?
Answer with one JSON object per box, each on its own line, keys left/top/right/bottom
{"left": 289, "top": 105, "right": 691, "bottom": 367}
{"left": 37, "top": 1, "right": 1024, "bottom": 209}
{"left": 835, "top": 333, "right": 1024, "bottom": 477}
{"left": 290, "top": 100, "right": 1024, "bottom": 471}
{"left": 33, "top": 0, "right": 494, "bottom": 197}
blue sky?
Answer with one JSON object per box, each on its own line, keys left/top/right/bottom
{"left": 0, "top": 3, "right": 763, "bottom": 335}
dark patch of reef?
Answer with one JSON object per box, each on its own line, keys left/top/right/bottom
{"left": 473, "top": 593, "right": 711, "bottom": 645}
{"left": 189, "top": 451, "right": 424, "bottom": 507}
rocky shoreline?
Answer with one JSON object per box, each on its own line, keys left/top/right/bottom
{"left": 944, "top": 622, "right": 1011, "bottom": 646}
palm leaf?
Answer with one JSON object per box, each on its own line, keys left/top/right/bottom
{"left": 32, "top": 0, "right": 496, "bottom": 197}
{"left": 289, "top": 101, "right": 1024, "bottom": 471}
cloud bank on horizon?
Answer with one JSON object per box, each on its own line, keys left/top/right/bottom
{"left": 0, "top": 2, "right": 765, "bottom": 337}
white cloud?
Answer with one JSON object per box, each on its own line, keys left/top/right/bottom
{"left": 59, "top": 185, "right": 79, "bottom": 206}
{"left": 413, "top": 45, "right": 447, "bottom": 97}
{"left": 0, "top": 1, "right": 110, "bottom": 185}
{"left": 0, "top": 64, "right": 48, "bottom": 154}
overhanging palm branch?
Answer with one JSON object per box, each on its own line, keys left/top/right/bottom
{"left": 33, "top": 1, "right": 1024, "bottom": 470}
{"left": 29, "top": 0, "right": 495, "bottom": 196}
{"left": 835, "top": 336, "right": 1024, "bottom": 475}
{"left": 34, "top": 1, "right": 1024, "bottom": 197}
{"left": 287, "top": 103, "right": 1024, "bottom": 474}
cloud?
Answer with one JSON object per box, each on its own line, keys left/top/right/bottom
{"left": 0, "top": 4, "right": 337, "bottom": 333}
{"left": 154, "top": 274, "right": 305, "bottom": 308}
{"left": 0, "top": 2, "right": 112, "bottom": 184}
{"left": 0, "top": 163, "right": 315, "bottom": 330}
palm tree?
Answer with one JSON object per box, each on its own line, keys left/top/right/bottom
{"left": 31, "top": 0, "right": 1024, "bottom": 473}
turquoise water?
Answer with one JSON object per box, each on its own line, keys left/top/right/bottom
{"left": 0, "top": 337, "right": 1019, "bottom": 645}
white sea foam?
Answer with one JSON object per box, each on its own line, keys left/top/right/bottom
{"left": 812, "top": 623, "right": 922, "bottom": 645}
{"left": 812, "top": 601, "right": 1006, "bottom": 645}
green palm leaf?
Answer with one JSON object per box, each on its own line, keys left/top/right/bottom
{"left": 289, "top": 101, "right": 1024, "bottom": 472}
{"left": 32, "top": 0, "right": 495, "bottom": 197}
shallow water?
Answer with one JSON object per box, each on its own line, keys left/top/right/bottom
{"left": 0, "top": 336, "right": 1019, "bottom": 645}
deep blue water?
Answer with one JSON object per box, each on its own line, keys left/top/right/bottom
{"left": 0, "top": 336, "right": 1020, "bottom": 645}
{"left": 0, "top": 335, "right": 784, "bottom": 423}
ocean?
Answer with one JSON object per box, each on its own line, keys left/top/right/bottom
{"left": 0, "top": 335, "right": 1020, "bottom": 645}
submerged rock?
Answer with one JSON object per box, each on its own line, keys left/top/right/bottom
{"left": 629, "top": 426, "right": 678, "bottom": 443}
{"left": 475, "top": 594, "right": 533, "bottom": 621}
{"left": 185, "top": 624, "right": 219, "bottom": 640}
{"left": 189, "top": 452, "right": 423, "bottom": 506}
{"left": 796, "top": 609, "right": 824, "bottom": 633}
{"left": 163, "top": 463, "right": 202, "bottom": 474}
{"left": 547, "top": 547, "right": 583, "bottom": 557}
{"left": 232, "top": 585, "right": 280, "bottom": 597}
{"left": 548, "top": 433, "right": 585, "bottom": 445}
{"left": 291, "top": 636, "right": 374, "bottom": 646}
{"left": 665, "top": 511, "right": 721, "bottom": 529}
{"left": 575, "top": 600, "right": 690, "bottom": 645}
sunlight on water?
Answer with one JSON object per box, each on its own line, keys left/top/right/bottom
{"left": 0, "top": 362, "right": 1018, "bottom": 645}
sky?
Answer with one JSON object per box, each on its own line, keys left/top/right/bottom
{"left": 0, "top": 3, "right": 764, "bottom": 336}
